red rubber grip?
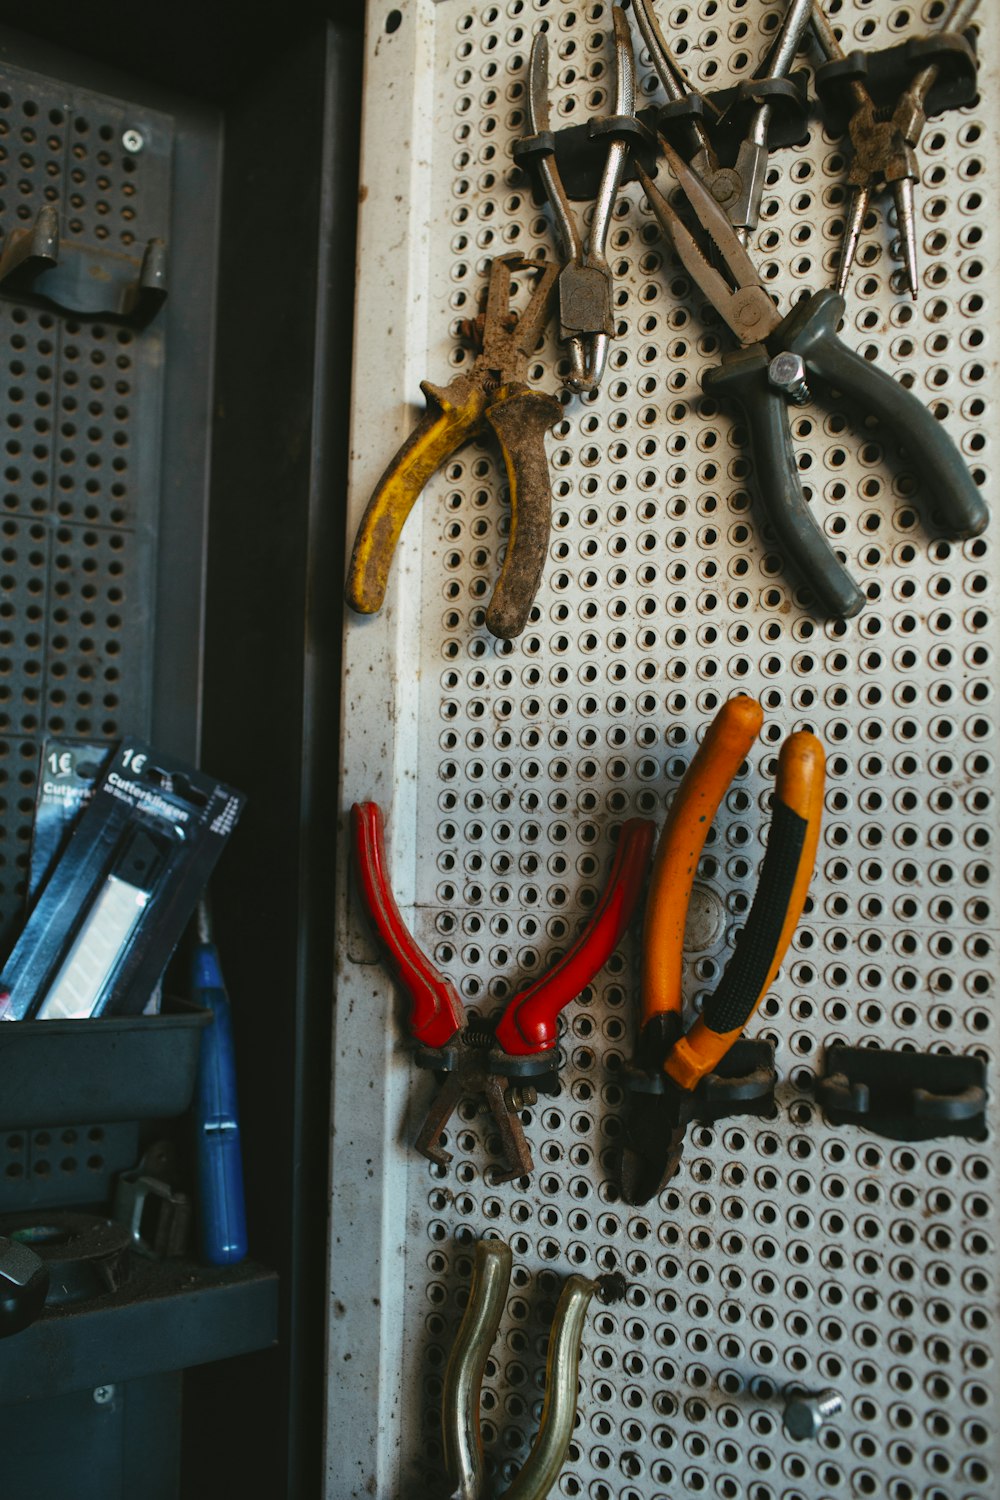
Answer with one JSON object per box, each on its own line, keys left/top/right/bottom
{"left": 351, "top": 802, "right": 464, "bottom": 1049}
{"left": 493, "top": 818, "right": 656, "bottom": 1056}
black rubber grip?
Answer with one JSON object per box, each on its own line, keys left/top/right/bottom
{"left": 775, "top": 290, "right": 989, "bottom": 543}
{"left": 734, "top": 75, "right": 802, "bottom": 106}
{"left": 590, "top": 114, "right": 653, "bottom": 146}
{"left": 700, "top": 799, "right": 807, "bottom": 1036}
{"left": 513, "top": 130, "right": 556, "bottom": 162}
{"left": 703, "top": 346, "right": 866, "bottom": 619}
{"left": 658, "top": 94, "right": 709, "bottom": 124}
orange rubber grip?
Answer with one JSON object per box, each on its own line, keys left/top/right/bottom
{"left": 641, "top": 696, "right": 764, "bottom": 1029}
{"left": 663, "top": 729, "right": 825, "bottom": 1091}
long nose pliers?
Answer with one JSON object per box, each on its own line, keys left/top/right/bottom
{"left": 630, "top": 0, "right": 814, "bottom": 241}
{"left": 619, "top": 697, "right": 825, "bottom": 1205}
{"left": 352, "top": 802, "right": 654, "bottom": 1182}
{"left": 636, "top": 138, "right": 988, "bottom": 619}
{"left": 345, "top": 253, "right": 561, "bottom": 640}
{"left": 516, "top": 6, "right": 637, "bottom": 392}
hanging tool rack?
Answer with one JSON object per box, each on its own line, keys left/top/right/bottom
{"left": 330, "top": 1, "right": 997, "bottom": 1496}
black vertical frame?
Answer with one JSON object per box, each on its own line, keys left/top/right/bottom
{"left": 0, "top": 7, "right": 362, "bottom": 1495}
{"left": 191, "top": 22, "right": 359, "bottom": 1497}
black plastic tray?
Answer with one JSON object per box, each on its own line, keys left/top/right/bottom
{"left": 0, "top": 999, "right": 212, "bottom": 1128}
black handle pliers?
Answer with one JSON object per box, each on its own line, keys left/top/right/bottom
{"left": 636, "top": 139, "right": 988, "bottom": 619}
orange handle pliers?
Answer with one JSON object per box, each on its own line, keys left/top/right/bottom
{"left": 620, "top": 696, "right": 825, "bottom": 1204}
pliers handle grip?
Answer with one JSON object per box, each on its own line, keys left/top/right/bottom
{"left": 351, "top": 801, "right": 465, "bottom": 1049}
{"left": 346, "top": 376, "right": 488, "bottom": 619}
{"left": 642, "top": 694, "right": 764, "bottom": 1028}
{"left": 493, "top": 817, "right": 656, "bottom": 1056}
{"left": 442, "top": 1238, "right": 598, "bottom": 1500}
{"left": 642, "top": 696, "right": 824, "bottom": 1087}
{"left": 346, "top": 375, "right": 561, "bottom": 640}
{"left": 352, "top": 805, "right": 654, "bottom": 1059}
{"left": 664, "top": 723, "right": 824, "bottom": 1090}
{"left": 704, "top": 290, "right": 988, "bottom": 618}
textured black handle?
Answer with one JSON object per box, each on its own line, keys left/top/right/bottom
{"left": 703, "top": 346, "right": 865, "bottom": 618}
{"left": 776, "top": 289, "right": 988, "bottom": 541}
{"left": 701, "top": 799, "right": 806, "bottom": 1036}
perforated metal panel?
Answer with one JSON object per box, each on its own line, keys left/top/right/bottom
{"left": 0, "top": 1120, "right": 138, "bottom": 1210}
{"left": 0, "top": 65, "right": 172, "bottom": 951}
{"left": 329, "top": 2, "right": 996, "bottom": 1496}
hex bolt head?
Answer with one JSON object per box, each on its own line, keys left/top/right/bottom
{"left": 710, "top": 170, "right": 741, "bottom": 207}
{"left": 122, "top": 128, "right": 144, "bottom": 154}
{"left": 768, "top": 350, "right": 810, "bottom": 405}
{"left": 783, "top": 1387, "right": 843, "bottom": 1441}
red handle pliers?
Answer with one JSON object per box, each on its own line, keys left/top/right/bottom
{"left": 351, "top": 802, "right": 655, "bottom": 1182}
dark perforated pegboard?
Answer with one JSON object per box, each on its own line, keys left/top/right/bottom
{"left": 0, "top": 64, "right": 172, "bottom": 952}
{"left": 0, "top": 1119, "right": 138, "bottom": 1210}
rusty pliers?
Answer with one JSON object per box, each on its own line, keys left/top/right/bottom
{"left": 812, "top": 0, "right": 981, "bottom": 298}
{"left": 345, "top": 253, "right": 561, "bottom": 640}
{"left": 352, "top": 802, "right": 654, "bottom": 1182}
{"left": 514, "top": 7, "right": 636, "bottom": 392}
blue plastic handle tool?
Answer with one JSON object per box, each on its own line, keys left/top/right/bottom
{"left": 191, "top": 910, "right": 248, "bottom": 1266}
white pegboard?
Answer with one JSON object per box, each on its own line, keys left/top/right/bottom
{"left": 328, "top": 2, "right": 997, "bottom": 1496}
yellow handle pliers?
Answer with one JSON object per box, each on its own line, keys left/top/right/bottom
{"left": 346, "top": 253, "right": 561, "bottom": 640}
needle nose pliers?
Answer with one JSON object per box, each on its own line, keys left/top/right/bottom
{"left": 440, "top": 1238, "right": 605, "bottom": 1500}
{"left": 812, "top": 0, "right": 981, "bottom": 299}
{"left": 630, "top": 0, "right": 814, "bottom": 241}
{"left": 636, "top": 138, "right": 988, "bottom": 619}
{"left": 345, "top": 253, "right": 561, "bottom": 640}
{"left": 619, "top": 696, "right": 825, "bottom": 1205}
{"left": 351, "top": 802, "right": 654, "bottom": 1182}
{"left": 515, "top": 6, "right": 637, "bottom": 392}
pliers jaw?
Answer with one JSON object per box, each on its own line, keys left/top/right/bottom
{"left": 618, "top": 1040, "right": 779, "bottom": 1205}
{"left": 618, "top": 1073, "right": 692, "bottom": 1206}
{"left": 631, "top": 0, "right": 813, "bottom": 241}
{"left": 413, "top": 1029, "right": 559, "bottom": 1184}
{"left": 812, "top": 0, "right": 982, "bottom": 300}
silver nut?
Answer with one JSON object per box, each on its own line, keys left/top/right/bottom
{"left": 93, "top": 1384, "right": 115, "bottom": 1405}
{"left": 768, "top": 350, "right": 810, "bottom": 405}
{"left": 122, "top": 129, "right": 144, "bottom": 154}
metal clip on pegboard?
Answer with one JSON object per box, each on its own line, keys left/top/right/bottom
{"left": 0, "top": 202, "right": 167, "bottom": 325}
{"left": 818, "top": 1043, "right": 988, "bottom": 1141}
